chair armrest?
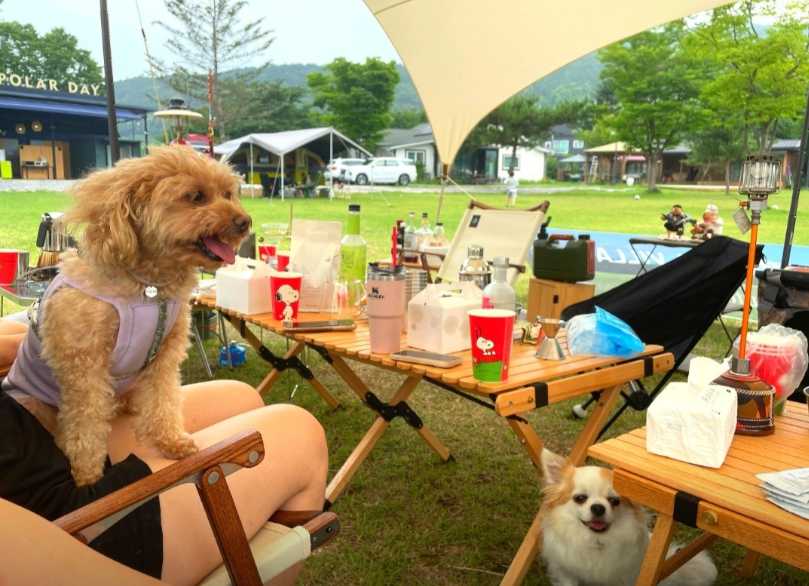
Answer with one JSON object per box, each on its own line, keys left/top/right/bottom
{"left": 55, "top": 430, "right": 264, "bottom": 539}
{"left": 302, "top": 512, "right": 340, "bottom": 551}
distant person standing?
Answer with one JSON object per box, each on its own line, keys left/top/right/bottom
{"left": 504, "top": 170, "right": 519, "bottom": 207}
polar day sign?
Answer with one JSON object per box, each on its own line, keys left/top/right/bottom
{"left": 0, "top": 72, "right": 103, "bottom": 96}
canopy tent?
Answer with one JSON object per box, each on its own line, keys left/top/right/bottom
{"left": 363, "top": 0, "right": 732, "bottom": 218}
{"left": 560, "top": 154, "right": 586, "bottom": 164}
{"left": 215, "top": 127, "right": 371, "bottom": 198}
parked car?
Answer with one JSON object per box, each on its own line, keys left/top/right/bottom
{"left": 324, "top": 158, "right": 366, "bottom": 182}
{"left": 344, "top": 157, "right": 417, "bottom": 186}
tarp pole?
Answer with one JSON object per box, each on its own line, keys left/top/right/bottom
{"left": 281, "top": 155, "right": 285, "bottom": 201}
{"left": 249, "top": 142, "right": 254, "bottom": 189}
{"left": 781, "top": 89, "right": 809, "bottom": 268}
{"left": 436, "top": 163, "right": 450, "bottom": 223}
{"left": 329, "top": 129, "right": 334, "bottom": 199}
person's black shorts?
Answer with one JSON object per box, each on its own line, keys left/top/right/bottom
{"left": 0, "top": 389, "right": 163, "bottom": 578}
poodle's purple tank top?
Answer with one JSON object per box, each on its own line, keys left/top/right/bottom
{"left": 3, "top": 272, "right": 182, "bottom": 407}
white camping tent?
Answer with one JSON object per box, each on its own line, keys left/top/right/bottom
{"left": 363, "top": 0, "right": 731, "bottom": 217}
{"left": 215, "top": 127, "right": 371, "bottom": 199}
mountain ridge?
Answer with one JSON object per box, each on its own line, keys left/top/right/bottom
{"left": 115, "top": 54, "right": 602, "bottom": 115}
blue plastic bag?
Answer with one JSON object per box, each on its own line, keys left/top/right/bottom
{"left": 566, "top": 306, "right": 645, "bottom": 357}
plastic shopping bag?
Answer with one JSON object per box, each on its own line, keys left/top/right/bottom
{"left": 567, "top": 306, "right": 645, "bottom": 357}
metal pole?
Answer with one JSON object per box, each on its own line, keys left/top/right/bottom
{"left": 249, "top": 142, "right": 254, "bottom": 187}
{"left": 142, "top": 113, "right": 148, "bottom": 154}
{"left": 329, "top": 129, "right": 334, "bottom": 198}
{"left": 100, "top": 0, "right": 120, "bottom": 164}
{"left": 281, "top": 155, "right": 285, "bottom": 201}
{"left": 781, "top": 89, "right": 809, "bottom": 268}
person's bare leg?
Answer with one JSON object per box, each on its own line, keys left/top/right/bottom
{"left": 113, "top": 403, "right": 327, "bottom": 585}
{"left": 0, "top": 320, "right": 28, "bottom": 335}
{"left": 0, "top": 499, "right": 162, "bottom": 586}
{"left": 108, "top": 380, "right": 264, "bottom": 462}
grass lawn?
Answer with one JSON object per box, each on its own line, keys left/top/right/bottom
{"left": 2, "top": 187, "right": 808, "bottom": 585}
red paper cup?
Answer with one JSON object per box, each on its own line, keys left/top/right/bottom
{"left": 0, "top": 249, "right": 20, "bottom": 285}
{"left": 276, "top": 252, "right": 290, "bottom": 272}
{"left": 258, "top": 244, "right": 276, "bottom": 264}
{"left": 270, "top": 271, "right": 302, "bottom": 321}
{"left": 469, "top": 309, "right": 516, "bottom": 382}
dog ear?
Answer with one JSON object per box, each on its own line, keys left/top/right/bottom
{"left": 67, "top": 161, "right": 143, "bottom": 268}
{"left": 541, "top": 448, "right": 568, "bottom": 486}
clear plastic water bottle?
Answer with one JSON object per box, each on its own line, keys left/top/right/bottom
{"left": 482, "top": 256, "right": 516, "bottom": 311}
{"left": 403, "top": 211, "right": 417, "bottom": 262}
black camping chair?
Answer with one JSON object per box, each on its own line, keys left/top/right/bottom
{"left": 561, "top": 236, "right": 763, "bottom": 440}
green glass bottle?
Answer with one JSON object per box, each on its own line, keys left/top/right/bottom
{"left": 340, "top": 204, "right": 367, "bottom": 284}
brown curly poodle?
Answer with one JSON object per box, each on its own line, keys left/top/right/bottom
{"left": 42, "top": 146, "right": 250, "bottom": 485}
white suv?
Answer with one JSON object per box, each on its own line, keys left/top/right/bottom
{"left": 345, "top": 157, "right": 417, "bottom": 186}
{"left": 325, "top": 158, "right": 366, "bottom": 182}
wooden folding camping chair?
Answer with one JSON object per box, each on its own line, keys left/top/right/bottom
{"left": 402, "top": 199, "right": 550, "bottom": 283}
{"left": 51, "top": 430, "right": 339, "bottom": 586}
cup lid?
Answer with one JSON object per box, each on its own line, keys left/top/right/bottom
{"left": 468, "top": 308, "right": 516, "bottom": 318}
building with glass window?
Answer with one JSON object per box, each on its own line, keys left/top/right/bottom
{"left": 377, "top": 122, "right": 550, "bottom": 182}
{"left": 0, "top": 85, "right": 148, "bottom": 180}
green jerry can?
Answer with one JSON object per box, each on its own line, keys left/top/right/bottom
{"left": 533, "top": 234, "right": 595, "bottom": 283}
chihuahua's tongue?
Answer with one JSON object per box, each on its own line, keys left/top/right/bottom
{"left": 203, "top": 236, "right": 236, "bottom": 264}
{"left": 587, "top": 520, "right": 608, "bottom": 532}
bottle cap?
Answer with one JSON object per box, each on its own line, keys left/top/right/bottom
{"left": 348, "top": 204, "right": 361, "bottom": 212}
{"left": 421, "top": 212, "right": 428, "bottom": 217}
{"left": 579, "top": 234, "right": 590, "bottom": 240}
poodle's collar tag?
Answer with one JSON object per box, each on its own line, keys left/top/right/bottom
{"left": 144, "top": 286, "right": 158, "bottom": 298}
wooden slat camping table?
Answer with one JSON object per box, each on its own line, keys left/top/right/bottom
{"left": 195, "top": 294, "right": 673, "bottom": 585}
{"left": 589, "top": 402, "right": 809, "bottom": 585}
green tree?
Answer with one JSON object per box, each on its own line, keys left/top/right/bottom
{"left": 308, "top": 58, "right": 399, "bottom": 150}
{"left": 599, "top": 22, "right": 701, "bottom": 191}
{"left": 468, "top": 95, "right": 582, "bottom": 173}
{"left": 0, "top": 23, "right": 102, "bottom": 87}
{"left": 154, "top": 0, "right": 274, "bottom": 138}
{"left": 686, "top": 1, "right": 809, "bottom": 152}
{"left": 390, "top": 108, "right": 427, "bottom": 129}
{"left": 219, "top": 80, "right": 311, "bottom": 137}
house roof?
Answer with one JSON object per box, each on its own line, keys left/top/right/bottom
{"left": 215, "top": 127, "right": 371, "bottom": 160}
{"left": 379, "top": 123, "right": 435, "bottom": 149}
{"left": 585, "top": 141, "right": 637, "bottom": 154}
{"left": 772, "top": 138, "right": 801, "bottom": 151}
{"left": 663, "top": 144, "right": 691, "bottom": 155}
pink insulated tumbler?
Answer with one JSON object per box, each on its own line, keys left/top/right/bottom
{"left": 366, "top": 263, "right": 406, "bottom": 354}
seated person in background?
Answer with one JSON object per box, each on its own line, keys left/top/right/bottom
{"left": 0, "top": 322, "right": 328, "bottom": 585}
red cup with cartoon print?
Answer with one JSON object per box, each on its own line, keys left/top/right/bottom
{"left": 469, "top": 308, "right": 516, "bottom": 382}
{"left": 258, "top": 244, "right": 276, "bottom": 265}
{"left": 276, "top": 252, "right": 291, "bottom": 272}
{"left": 270, "top": 271, "right": 302, "bottom": 322}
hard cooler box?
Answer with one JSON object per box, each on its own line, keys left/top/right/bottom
{"left": 215, "top": 257, "right": 273, "bottom": 315}
{"left": 407, "top": 282, "right": 482, "bottom": 354}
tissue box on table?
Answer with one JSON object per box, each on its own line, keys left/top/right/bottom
{"left": 407, "top": 282, "right": 482, "bottom": 354}
{"left": 215, "top": 257, "right": 272, "bottom": 315}
{"left": 646, "top": 381, "right": 737, "bottom": 468}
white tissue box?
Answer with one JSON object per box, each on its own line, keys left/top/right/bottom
{"left": 215, "top": 257, "right": 272, "bottom": 315}
{"left": 646, "top": 382, "right": 737, "bottom": 468}
{"left": 407, "top": 282, "right": 482, "bottom": 354}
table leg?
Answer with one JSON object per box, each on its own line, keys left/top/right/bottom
{"left": 325, "top": 355, "right": 451, "bottom": 504}
{"left": 326, "top": 375, "right": 421, "bottom": 503}
{"left": 739, "top": 550, "right": 761, "bottom": 578}
{"left": 637, "top": 513, "right": 675, "bottom": 586}
{"left": 500, "top": 509, "right": 543, "bottom": 586}
{"left": 507, "top": 418, "right": 543, "bottom": 472}
{"left": 224, "top": 315, "right": 341, "bottom": 409}
{"left": 191, "top": 320, "right": 214, "bottom": 379}
{"left": 568, "top": 385, "right": 622, "bottom": 466}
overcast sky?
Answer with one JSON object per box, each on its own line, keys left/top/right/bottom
{"left": 0, "top": 0, "right": 402, "bottom": 80}
{"left": 0, "top": 0, "right": 793, "bottom": 81}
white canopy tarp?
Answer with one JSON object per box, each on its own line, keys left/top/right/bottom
{"left": 364, "top": 0, "right": 732, "bottom": 169}
{"left": 214, "top": 127, "right": 371, "bottom": 161}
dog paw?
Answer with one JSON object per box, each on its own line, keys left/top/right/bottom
{"left": 158, "top": 433, "right": 198, "bottom": 460}
{"left": 72, "top": 464, "right": 104, "bottom": 487}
